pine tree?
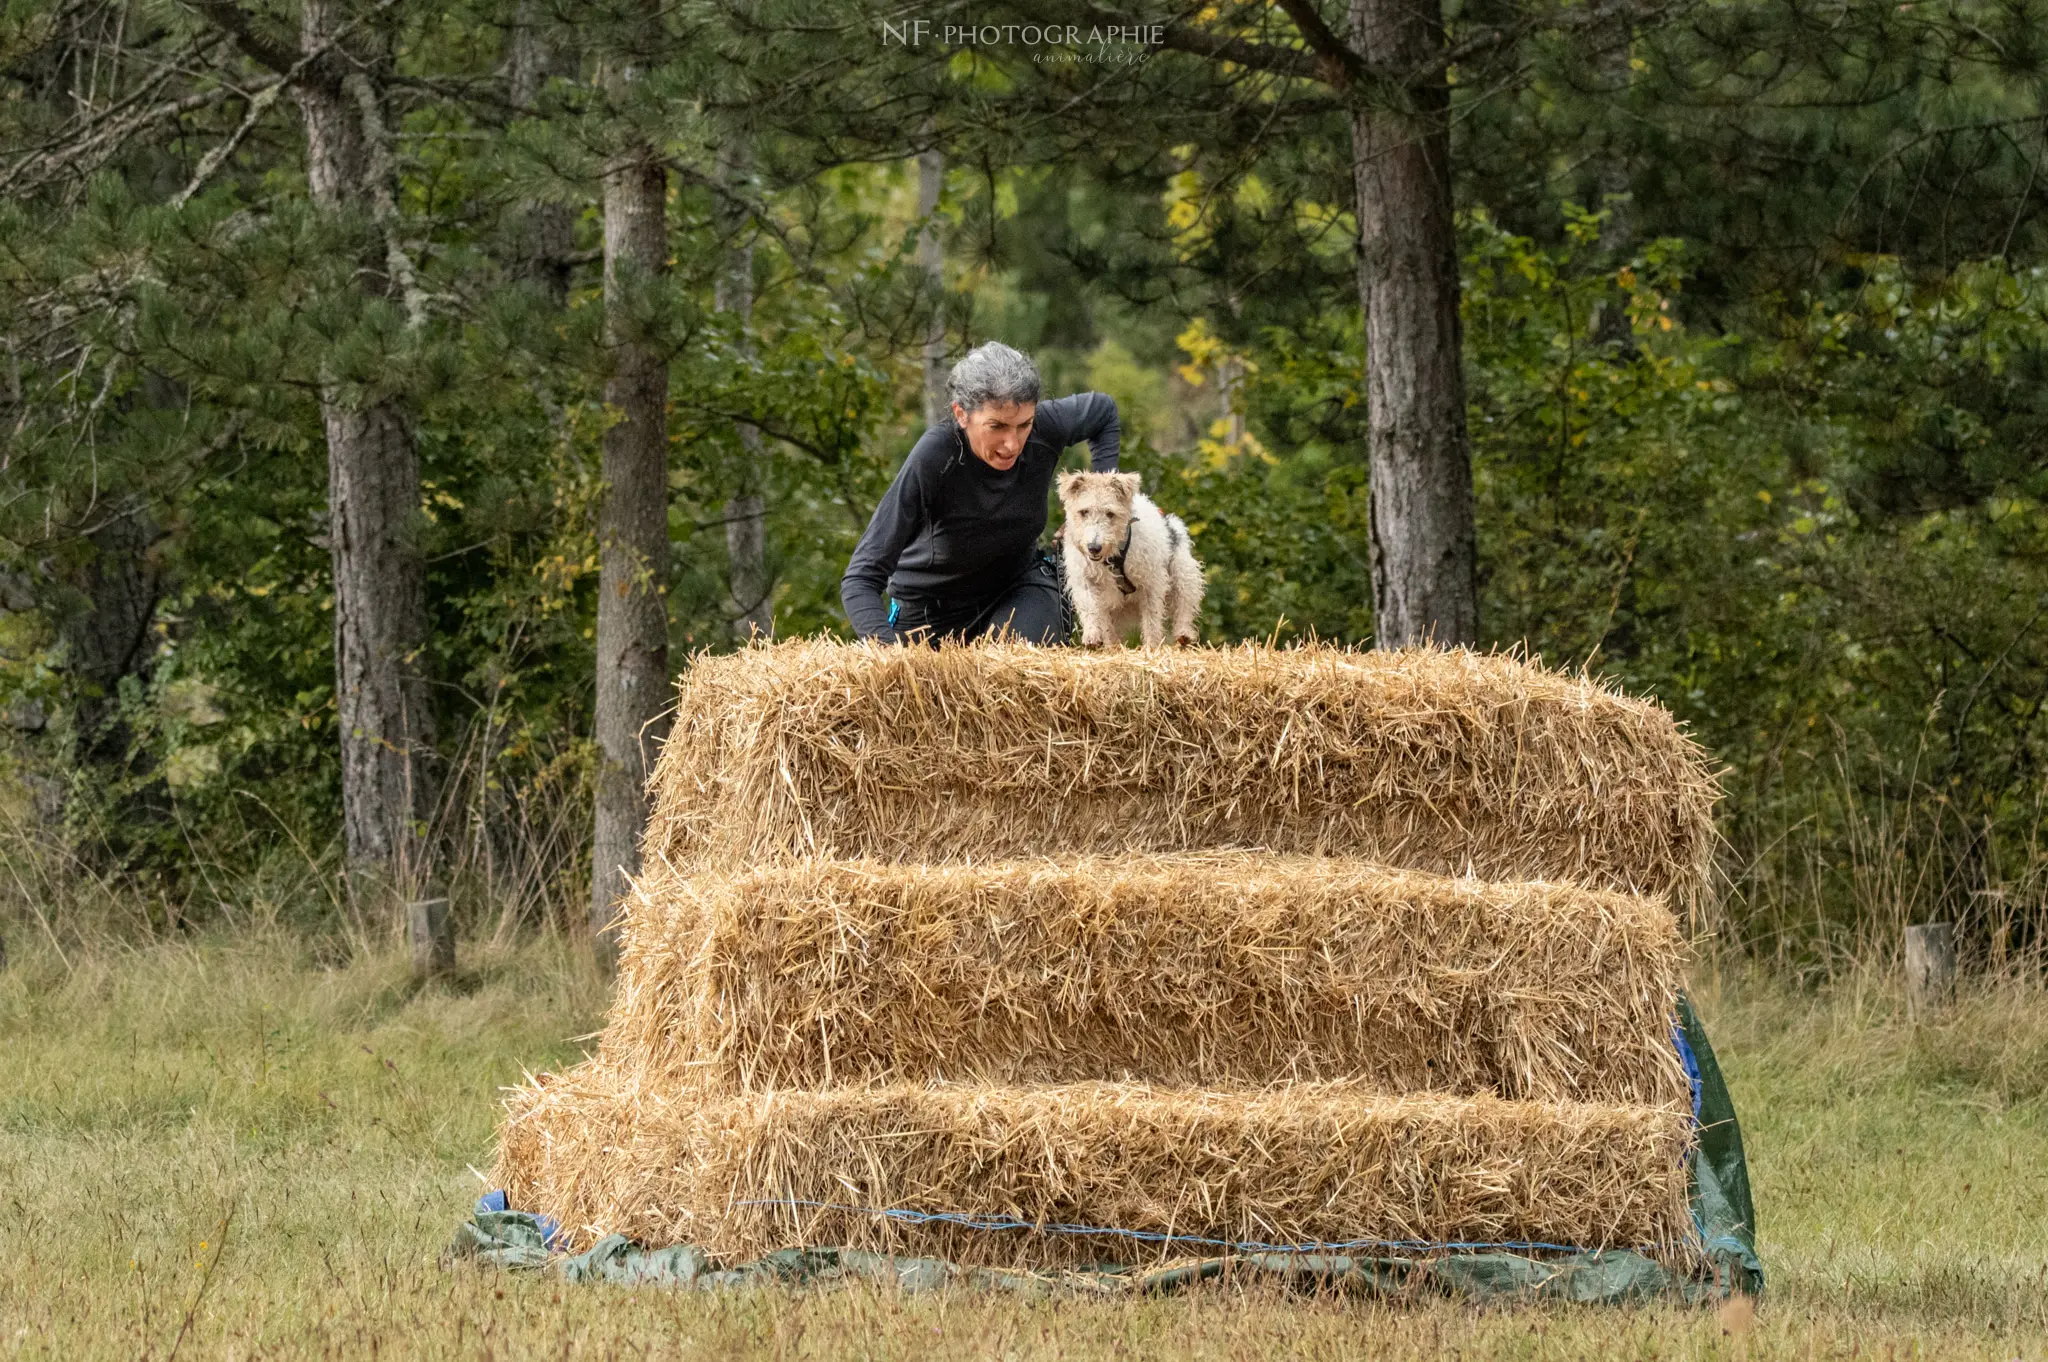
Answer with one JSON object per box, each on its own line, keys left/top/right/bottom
{"left": 190, "top": 2, "right": 441, "bottom": 910}
{"left": 589, "top": 0, "right": 674, "bottom": 974}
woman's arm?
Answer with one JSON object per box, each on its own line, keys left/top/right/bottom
{"left": 839, "top": 449, "right": 930, "bottom": 640}
{"left": 1036, "top": 391, "right": 1122, "bottom": 471}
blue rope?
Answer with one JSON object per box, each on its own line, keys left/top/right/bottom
{"left": 734, "top": 1199, "right": 1643, "bottom": 1257}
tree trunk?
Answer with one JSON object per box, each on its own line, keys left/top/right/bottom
{"left": 1587, "top": 12, "right": 1638, "bottom": 350}
{"left": 60, "top": 504, "right": 162, "bottom": 776}
{"left": 916, "top": 138, "right": 949, "bottom": 430}
{"left": 39, "top": 503, "right": 168, "bottom": 868}
{"left": 323, "top": 401, "right": 433, "bottom": 887}
{"left": 1349, "top": 0, "right": 1478, "bottom": 648}
{"left": 296, "top": 0, "right": 436, "bottom": 904}
{"left": 588, "top": 110, "right": 671, "bottom": 972}
{"left": 506, "top": 1, "right": 579, "bottom": 304}
{"left": 1905, "top": 921, "right": 1957, "bottom": 1016}
{"left": 715, "top": 145, "right": 772, "bottom": 642}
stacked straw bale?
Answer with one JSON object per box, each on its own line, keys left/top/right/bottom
{"left": 643, "top": 640, "right": 1719, "bottom": 906}
{"left": 600, "top": 854, "right": 1688, "bottom": 1104}
{"left": 498, "top": 1071, "right": 1694, "bottom": 1269}
{"left": 495, "top": 641, "right": 1715, "bottom": 1269}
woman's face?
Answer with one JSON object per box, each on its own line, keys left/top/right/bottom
{"left": 952, "top": 400, "right": 1037, "bottom": 471}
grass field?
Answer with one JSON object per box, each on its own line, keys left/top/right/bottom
{"left": 1, "top": 930, "right": 2045, "bottom": 1359}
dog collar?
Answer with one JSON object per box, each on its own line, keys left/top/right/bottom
{"left": 1101, "top": 520, "right": 1139, "bottom": 596}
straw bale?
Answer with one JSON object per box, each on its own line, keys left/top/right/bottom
{"left": 602, "top": 854, "right": 1689, "bottom": 1104}
{"left": 644, "top": 641, "right": 1719, "bottom": 906}
{"left": 494, "top": 1067, "right": 1696, "bottom": 1268}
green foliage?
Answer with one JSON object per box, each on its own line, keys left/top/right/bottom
{"left": 1462, "top": 0, "right": 2048, "bottom": 295}
{"left": 3, "top": 0, "right": 2048, "bottom": 957}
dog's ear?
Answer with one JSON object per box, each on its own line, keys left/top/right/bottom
{"left": 1109, "top": 472, "right": 1141, "bottom": 503}
{"left": 1057, "top": 470, "right": 1087, "bottom": 502}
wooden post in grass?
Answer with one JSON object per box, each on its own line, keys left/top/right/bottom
{"left": 1905, "top": 921, "right": 1956, "bottom": 1016}
{"left": 409, "top": 896, "right": 454, "bottom": 978}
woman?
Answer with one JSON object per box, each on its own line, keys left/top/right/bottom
{"left": 840, "top": 341, "right": 1121, "bottom": 645}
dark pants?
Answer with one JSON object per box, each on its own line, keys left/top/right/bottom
{"left": 889, "top": 553, "right": 1070, "bottom": 645}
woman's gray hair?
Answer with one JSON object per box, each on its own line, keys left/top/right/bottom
{"left": 946, "top": 341, "right": 1042, "bottom": 415}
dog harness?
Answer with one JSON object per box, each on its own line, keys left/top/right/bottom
{"left": 1101, "top": 520, "right": 1139, "bottom": 597}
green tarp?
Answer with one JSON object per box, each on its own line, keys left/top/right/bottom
{"left": 450, "top": 993, "right": 1762, "bottom": 1304}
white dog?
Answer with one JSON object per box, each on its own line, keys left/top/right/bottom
{"left": 1056, "top": 471, "right": 1205, "bottom": 648}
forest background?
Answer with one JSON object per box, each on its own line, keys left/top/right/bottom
{"left": 4, "top": 0, "right": 2048, "bottom": 969}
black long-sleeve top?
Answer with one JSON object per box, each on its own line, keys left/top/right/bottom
{"left": 840, "top": 391, "right": 1121, "bottom": 639}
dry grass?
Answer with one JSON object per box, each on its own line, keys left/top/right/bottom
{"left": 494, "top": 1069, "right": 1696, "bottom": 1268}
{"left": 645, "top": 641, "right": 1720, "bottom": 908}
{"left": 6, "top": 932, "right": 2048, "bottom": 1356}
{"left": 601, "top": 854, "right": 1689, "bottom": 1104}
